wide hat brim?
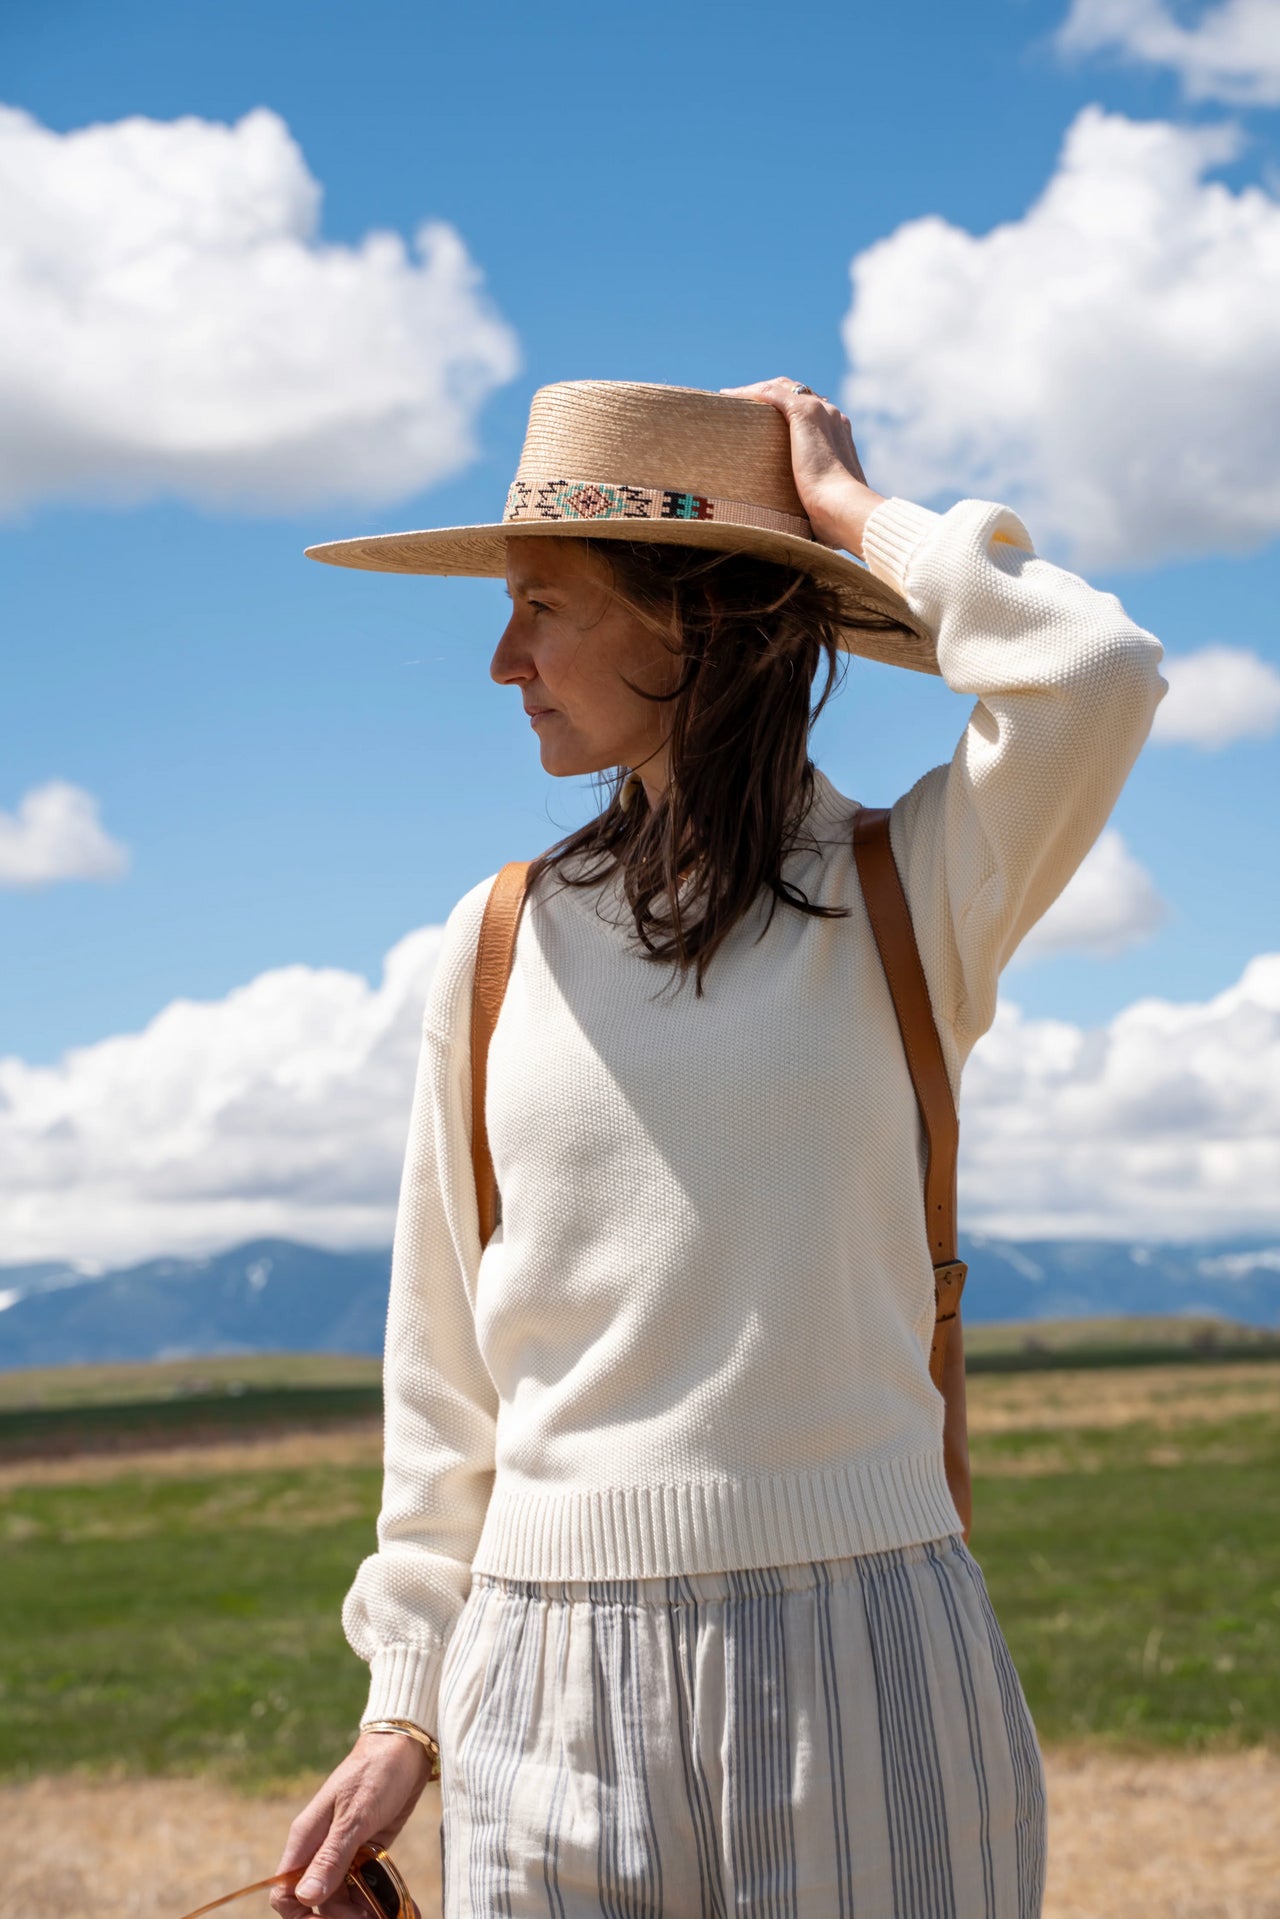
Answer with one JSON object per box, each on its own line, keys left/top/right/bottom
{"left": 303, "top": 381, "right": 941, "bottom": 676}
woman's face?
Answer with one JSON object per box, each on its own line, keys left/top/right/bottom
{"left": 491, "top": 537, "right": 678, "bottom": 794}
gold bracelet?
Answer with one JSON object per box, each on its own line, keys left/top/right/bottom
{"left": 360, "top": 1718, "right": 442, "bottom": 1778}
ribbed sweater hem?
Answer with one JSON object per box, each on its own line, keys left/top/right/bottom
{"left": 469, "top": 1452, "right": 964, "bottom": 1583}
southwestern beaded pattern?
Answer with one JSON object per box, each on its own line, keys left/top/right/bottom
{"left": 503, "top": 477, "right": 812, "bottom": 540}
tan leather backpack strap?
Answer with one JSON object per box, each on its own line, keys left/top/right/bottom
{"left": 470, "top": 861, "right": 532, "bottom": 1248}
{"left": 851, "top": 806, "right": 967, "bottom": 1390}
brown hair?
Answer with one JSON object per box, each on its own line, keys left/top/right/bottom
{"left": 525, "top": 538, "right": 894, "bottom": 994}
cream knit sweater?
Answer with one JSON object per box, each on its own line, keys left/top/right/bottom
{"left": 343, "top": 494, "right": 1166, "bottom": 1736}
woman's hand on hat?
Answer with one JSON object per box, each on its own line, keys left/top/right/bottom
{"left": 720, "top": 378, "right": 886, "bottom": 558}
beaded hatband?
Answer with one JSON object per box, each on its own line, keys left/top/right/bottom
{"left": 504, "top": 477, "right": 812, "bottom": 541}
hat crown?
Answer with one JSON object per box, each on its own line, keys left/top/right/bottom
{"left": 514, "top": 381, "right": 807, "bottom": 519}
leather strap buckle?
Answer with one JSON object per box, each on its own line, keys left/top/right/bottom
{"left": 932, "top": 1258, "right": 968, "bottom": 1323}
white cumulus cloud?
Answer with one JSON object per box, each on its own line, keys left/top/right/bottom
{"left": 1151, "top": 643, "right": 1280, "bottom": 747}
{"left": 1057, "top": 0, "right": 1280, "bottom": 106}
{"left": 0, "top": 781, "right": 130, "bottom": 888}
{"left": 1012, "top": 828, "right": 1168, "bottom": 962}
{"left": 1, "top": 922, "right": 1278, "bottom": 1263}
{"left": 963, "top": 952, "right": 1280, "bottom": 1238}
{"left": 842, "top": 105, "right": 1280, "bottom": 570}
{"left": 0, "top": 924, "right": 445, "bottom": 1265}
{"left": 0, "top": 104, "right": 519, "bottom": 516}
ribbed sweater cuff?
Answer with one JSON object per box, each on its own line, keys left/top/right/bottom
{"left": 860, "top": 497, "right": 942, "bottom": 595}
{"left": 362, "top": 1643, "right": 445, "bottom": 1741}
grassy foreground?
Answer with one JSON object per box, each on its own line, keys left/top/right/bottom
{"left": 970, "top": 1362, "right": 1280, "bottom": 1752}
{"left": 1, "top": 1341, "right": 1277, "bottom": 1788}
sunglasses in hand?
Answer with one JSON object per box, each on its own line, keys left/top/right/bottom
{"left": 175, "top": 1843, "right": 419, "bottom": 1919}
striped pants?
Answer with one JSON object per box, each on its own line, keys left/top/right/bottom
{"left": 438, "top": 1532, "right": 1047, "bottom": 1918}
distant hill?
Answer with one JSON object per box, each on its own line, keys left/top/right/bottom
{"left": 0, "top": 1259, "right": 87, "bottom": 1303}
{"left": 0, "top": 1241, "right": 391, "bottom": 1371}
{"left": 0, "top": 1232, "right": 1277, "bottom": 1371}
{"left": 961, "top": 1233, "right": 1280, "bottom": 1328}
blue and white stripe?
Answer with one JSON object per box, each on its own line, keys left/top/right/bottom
{"left": 438, "top": 1532, "right": 1047, "bottom": 1918}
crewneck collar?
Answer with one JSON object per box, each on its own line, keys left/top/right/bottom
{"left": 572, "top": 765, "right": 857, "bottom": 930}
{"left": 801, "top": 765, "right": 857, "bottom": 837}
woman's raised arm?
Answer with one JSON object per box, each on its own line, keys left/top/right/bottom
{"left": 860, "top": 492, "right": 1167, "bottom": 1067}
{"left": 730, "top": 375, "right": 1167, "bottom": 1073}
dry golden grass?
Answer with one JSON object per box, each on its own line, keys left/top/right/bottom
{"left": 966, "top": 1359, "right": 1280, "bottom": 1435}
{"left": 962, "top": 1360, "right": 1280, "bottom": 1476}
{"left": 0, "top": 1421, "right": 384, "bottom": 1489}
{"left": 1042, "top": 1746, "right": 1280, "bottom": 1919}
{"left": 6, "top": 1361, "right": 1272, "bottom": 1490}
{"left": 5, "top": 1754, "right": 1278, "bottom": 1919}
{"left": 0, "top": 1776, "right": 445, "bottom": 1917}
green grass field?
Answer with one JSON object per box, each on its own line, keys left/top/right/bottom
{"left": 2, "top": 1330, "right": 1277, "bottom": 1789}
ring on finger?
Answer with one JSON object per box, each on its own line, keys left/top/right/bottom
{"left": 791, "top": 383, "right": 813, "bottom": 396}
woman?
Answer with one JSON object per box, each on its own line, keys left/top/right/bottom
{"left": 276, "top": 378, "right": 1165, "bottom": 1918}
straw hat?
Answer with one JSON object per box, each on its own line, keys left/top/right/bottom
{"left": 305, "top": 380, "right": 939, "bottom": 674}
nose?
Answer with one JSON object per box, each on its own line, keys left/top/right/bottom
{"left": 490, "top": 611, "right": 532, "bottom": 686}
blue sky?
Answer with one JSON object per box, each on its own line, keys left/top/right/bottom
{"left": 3, "top": 0, "right": 1279, "bottom": 1263}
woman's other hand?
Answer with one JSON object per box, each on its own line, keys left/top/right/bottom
{"left": 720, "top": 378, "right": 886, "bottom": 557}
{"left": 270, "top": 1731, "right": 433, "bottom": 1919}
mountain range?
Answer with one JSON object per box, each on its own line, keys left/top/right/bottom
{"left": 2, "top": 1233, "right": 1279, "bottom": 1372}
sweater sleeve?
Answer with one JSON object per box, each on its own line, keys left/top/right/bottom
{"left": 859, "top": 496, "right": 1167, "bottom": 1074}
{"left": 340, "top": 875, "right": 498, "bottom": 1738}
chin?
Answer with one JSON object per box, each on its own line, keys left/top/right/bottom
{"left": 539, "top": 740, "right": 615, "bottom": 779}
